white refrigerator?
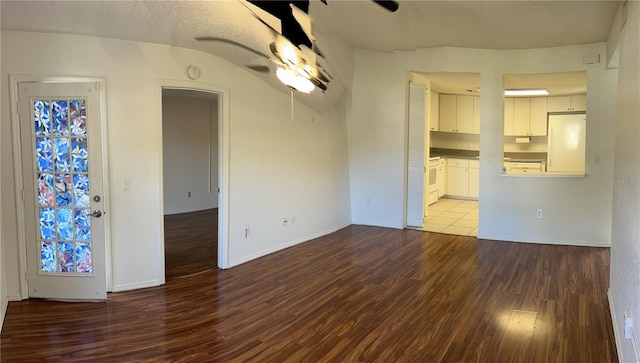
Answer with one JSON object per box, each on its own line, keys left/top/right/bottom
{"left": 547, "top": 114, "right": 586, "bottom": 173}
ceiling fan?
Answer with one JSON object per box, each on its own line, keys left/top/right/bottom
{"left": 196, "top": 0, "right": 398, "bottom": 94}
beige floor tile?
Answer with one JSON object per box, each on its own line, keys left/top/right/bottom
{"left": 439, "top": 211, "right": 466, "bottom": 219}
{"left": 426, "top": 209, "right": 445, "bottom": 216}
{"left": 449, "top": 206, "right": 476, "bottom": 213}
{"left": 429, "top": 216, "right": 458, "bottom": 225}
{"left": 442, "top": 225, "right": 475, "bottom": 235}
{"left": 422, "top": 223, "right": 448, "bottom": 233}
{"left": 428, "top": 204, "right": 451, "bottom": 211}
{"left": 452, "top": 219, "right": 478, "bottom": 228}
{"left": 460, "top": 214, "right": 479, "bottom": 221}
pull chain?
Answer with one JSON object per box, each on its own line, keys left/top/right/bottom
{"left": 290, "top": 87, "right": 294, "bottom": 125}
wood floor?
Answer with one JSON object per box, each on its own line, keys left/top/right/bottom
{"left": 1, "top": 217, "right": 618, "bottom": 362}
{"left": 164, "top": 209, "right": 218, "bottom": 279}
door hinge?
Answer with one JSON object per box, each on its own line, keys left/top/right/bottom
{"left": 21, "top": 188, "right": 24, "bottom": 201}
{"left": 25, "top": 270, "right": 29, "bottom": 283}
{"left": 95, "top": 82, "right": 100, "bottom": 91}
{"left": 16, "top": 101, "right": 20, "bottom": 115}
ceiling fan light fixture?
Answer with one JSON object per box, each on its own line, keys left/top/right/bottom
{"left": 276, "top": 67, "right": 315, "bottom": 93}
{"left": 504, "top": 89, "right": 549, "bottom": 96}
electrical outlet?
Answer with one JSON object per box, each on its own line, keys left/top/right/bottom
{"left": 536, "top": 209, "right": 543, "bottom": 219}
{"left": 282, "top": 217, "right": 288, "bottom": 226}
{"left": 290, "top": 216, "right": 296, "bottom": 224}
{"left": 188, "top": 191, "right": 192, "bottom": 197}
{"left": 122, "top": 179, "right": 130, "bottom": 191}
{"left": 625, "top": 311, "right": 633, "bottom": 339}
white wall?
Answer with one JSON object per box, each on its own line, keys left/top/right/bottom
{"left": 0, "top": 28, "right": 6, "bottom": 327}
{"left": 162, "top": 97, "right": 218, "bottom": 215}
{"left": 1, "top": 31, "right": 352, "bottom": 296}
{"left": 609, "top": 1, "right": 640, "bottom": 361}
{"left": 349, "top": 44, "right": 617, "bottom": 246}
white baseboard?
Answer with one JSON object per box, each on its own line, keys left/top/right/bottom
{"left": 228, "top": 223, "right": 351, "bottom": 268}
{"left": 111, "top": 279, "right": 163, "bottom": 292}
{"left": 7, "top": 293, "right": 23, "bottom": 301}
{"left": 609, "top": 290, "right": 625, "bottom": 362}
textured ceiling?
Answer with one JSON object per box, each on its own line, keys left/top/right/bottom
{"left": 0, "top": 0, "right": 620, "bottom": 105}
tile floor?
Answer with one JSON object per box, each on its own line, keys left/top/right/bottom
{"left": 421, "top": 198, "right": 478, "bottom": 236}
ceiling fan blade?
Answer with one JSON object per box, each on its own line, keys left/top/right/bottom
{"left": 194, "top": 36, "right": 270, "bottom": 59}
{"left": 373, "top": 0, "right": 399, "bottom": 12}
{"left": 308, "top": 76, "right": 328, "bottom": 92}
{"left": 245, "top": 65, "right": 271, "bottom": 73}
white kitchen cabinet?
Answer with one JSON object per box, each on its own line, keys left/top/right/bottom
{"left": 504, "top": 97, "right": 549, "bottom": 136}
{"left": 547, "top": 95, "right": 587, "bottom": 112}
{"left": 439, "top": 94, "right": 457, "bottom": 132}
{"left": 529, "top": 97, "right": 548, "bottom": 136}
{"left": 512, "top": 98, "right": 531, "bottom": 136}
{"left": 456, "top": 95, "right": 474, "bottom": 133}
{"left": 504, "top": 98, "right": 514, "bottom": 135}
{"left": 429, "top": 90, "right": 440, "bottom": 131}
{"left": 439, "top": 94, "right": 478, "bottom": 134}
{"left": 437, "top": 158, "right": 447, "bottom": 198}
{"left": 447, "top": 158, "right": 469, "bottom": 197}
{"left": 473, "top": 96, "right": 481, "bottom": 134}
{"left": 468, "top": 160, "right": 479, "bottom": 198}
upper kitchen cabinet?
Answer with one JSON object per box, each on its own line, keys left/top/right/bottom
{"left": 473, "top": 96, "right": 481, "bottom": 134}
{"left": 547, "top": 95, "right": 587, "bottom": 112}
{"left": 429, "top": 90, "right": 440, "bottom": 131}
{"left": 439, "top": 94, "right": 478, "bottom": 134}
{"left": 419, "top": 72, "right": 480, "bottom": 135}
{"left": 505, "top": 97, "right": 548, "bottom": 136}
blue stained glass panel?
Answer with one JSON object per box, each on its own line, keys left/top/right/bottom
{"left": 70, "top": 100, "right": 87, "bottom": 136}
{"left": 57, "top": 242, "right": 74, "bottom": 272}
{"left": 38, "top": 173, "right": 55, "bottom": 207}
{"left": 76, "top": 243, "right": 92, "bottom": 273}
{"left": 73, "top": 174, "right": 90, "bottom": 207}
{"left": 55, "top": 174, "right": 72, "bottom": 206}
{"left": 56, "top": 208, "right": 73, "bottom": 240}
{"left": 72, "top": 138, "right": 88, "bottom": 172}
{"left": 52, "top": 101, "right": 68, "bottom": 136}
{"left": 74, "top": 209, "right": 91, "bottom": 241}
{"left": 35, "top": 138, "right": 53, "bottom": 172}
{"left": 41, "top": 241, "right": 57, "bottom": 273}
{"left": 34, "top": 100, "right": 51, "bottom": 136}
{"left": 53, "top": 137, "right": 70, "bottom": 172}
{"left": 39, "top": 208, "right": 55, "bottom": 240}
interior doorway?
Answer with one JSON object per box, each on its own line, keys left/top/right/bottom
{"left": 161, "top": 89, "right": 220, "bottom": 278}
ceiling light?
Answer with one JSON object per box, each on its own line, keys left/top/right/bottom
{"left": 504, "top": 89, "right": 549, "bottom": 96}
{"left": 276, "top": 67, "right": 315, "bottom": 93}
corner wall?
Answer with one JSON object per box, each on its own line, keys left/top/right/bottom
{"left": 609, "top": 1, "right": 640, "bottom": 361}
{"left": 349, "top": 44, "right": 617, "bottom": 246}
{"left": 1, "top": 31, "right": 352, "bottom": 296}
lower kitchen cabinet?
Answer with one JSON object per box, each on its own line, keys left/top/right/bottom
{"left": 447, "top": 158, "right": 469, "bottom": 197}
{"left": 469, "top": 160, "right": 479, "bottom": 198}
{"left": 446, "top": 158, "right": 479, "bottom": 199}
{"left": 437, "top": 158, "right": 447, "bottom": 198}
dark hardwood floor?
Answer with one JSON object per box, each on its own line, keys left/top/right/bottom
{"left": 1, "top": 222, "right": 617, "bottom": 362}
{"left": 164, "top": 208, "right": 218, "bottom": 279}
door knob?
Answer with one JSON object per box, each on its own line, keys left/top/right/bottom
{"left": 91, "top": 210, "right": 102, "bottom": 218}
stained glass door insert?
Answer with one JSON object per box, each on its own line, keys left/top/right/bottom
{"left": 34, "top": 99, "right": 94, "bottom": 274}
{"left": 19, "top": 81, "right": 106, "bottom": 300}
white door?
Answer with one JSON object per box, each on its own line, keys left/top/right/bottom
{"left": 407, "top": 82, "right": 426, "bottom": 227}
{"left": 19, "top": 82, "right": 106, "bottom": 300}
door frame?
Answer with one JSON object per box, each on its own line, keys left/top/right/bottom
{"left": 156, "top": 79, "right": 230, "bottom": 271}
{"left": 9, "top": 75, "right": 111, "bottom": 299}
